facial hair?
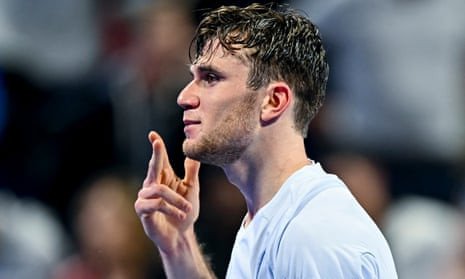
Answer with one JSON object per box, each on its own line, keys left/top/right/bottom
{"left": 183, "top": 92, "right": 259, "bottom": 167}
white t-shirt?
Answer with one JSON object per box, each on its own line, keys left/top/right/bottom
{"left": 226, "top": 163, "right": 397, "bottom": 278}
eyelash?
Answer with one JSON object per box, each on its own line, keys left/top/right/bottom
{"left": 202, "top": 72, "right": 221, "bottom": 85}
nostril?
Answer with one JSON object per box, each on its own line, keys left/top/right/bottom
{"left": 178, "top": 95, "right": 199, "bottom": 110}
{"left": 179, "top": 102, "right": 193, "bottom": 110}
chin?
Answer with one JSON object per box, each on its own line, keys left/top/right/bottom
{"left": 183, "top": 140, "right": 246, "bottom": 168}
{"left": 182, "top": 139, "right": 202, "bottom": 160}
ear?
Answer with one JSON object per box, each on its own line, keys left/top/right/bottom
{"left": 260, "top": 82, "right": 292, "bottom": 124}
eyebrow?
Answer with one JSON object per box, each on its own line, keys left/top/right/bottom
{"left": 189, "top": 64, "right": 223, "bottom": 76}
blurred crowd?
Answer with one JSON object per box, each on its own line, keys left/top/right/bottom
{"left": 0, "top": 0, "right": 464, "bottom": 278}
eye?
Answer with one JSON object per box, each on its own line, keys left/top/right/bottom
{"left": 202, "top": 72, "right": 221, "bottom": 85}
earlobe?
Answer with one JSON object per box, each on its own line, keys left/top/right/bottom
{"left": 260, "top": 82, "right": 291, "bottom": 124}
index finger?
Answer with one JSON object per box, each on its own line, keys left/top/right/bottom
{"left": 145, "top": 137, "right": 163, "bottom": 186}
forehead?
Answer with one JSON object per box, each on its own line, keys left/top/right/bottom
{"left": 193, "top": 39, "right": 249, "bottom": 69}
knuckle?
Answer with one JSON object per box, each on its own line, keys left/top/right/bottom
{"left": 152, "top": 184, "right": 166, "bottom": 196}
{"left": 134, "top": 200, "right": 145, "bottom": 215}
{"left": 134, "top": 198, "right": 162, "bottom": 217}
{"left": 142, "top": 178, "right": 150, "bottom": 185}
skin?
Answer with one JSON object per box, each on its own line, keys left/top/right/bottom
{"left": 134, "top": 42, "right": 311, "bottom": 278}
{"left": 180, "top": 46, "right": 262, "bottom": 167}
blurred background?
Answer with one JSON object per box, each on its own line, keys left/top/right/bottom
{"left": 0, "top": 0, "right": 464, "bottom": 278}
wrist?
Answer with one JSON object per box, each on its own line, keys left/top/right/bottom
{"left": 158, "top": 226, "right": 195, "bottom": 258}
{"left": 158, "top": 227, "right": 215, "bottom": 279}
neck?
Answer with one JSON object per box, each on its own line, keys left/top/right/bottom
{"left": 222, "top": 132, "right": 311, "bottom": 226}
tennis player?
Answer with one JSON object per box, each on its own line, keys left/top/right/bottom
{"left": 135, "top": 3, "right": 398, "bottom": 278}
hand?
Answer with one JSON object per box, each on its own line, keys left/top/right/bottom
{"left": 135, "top": 131, "right": 201, "bottom": 254}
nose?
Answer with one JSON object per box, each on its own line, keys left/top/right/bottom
{"left": 177, "top": 81, "right": 200, "bottom": 109}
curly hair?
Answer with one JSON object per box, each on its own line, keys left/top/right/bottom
{"left": 190, "top": 3, "right": 329, "bottom": 137}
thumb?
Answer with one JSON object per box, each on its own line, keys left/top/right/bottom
{"left": 184, "top": 158, "right": 201, "bottom": 186}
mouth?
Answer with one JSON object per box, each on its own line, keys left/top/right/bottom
{"left": 183, "top": 119, "right": 201, "bottom": 137}
{"left": 183, "top": 119, "right": 201, "bottom": 126}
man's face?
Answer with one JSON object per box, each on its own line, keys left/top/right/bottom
{"left": 177, "top": 43, "right": 262, "bottom": 167}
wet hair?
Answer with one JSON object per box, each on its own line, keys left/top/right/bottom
{"left": 190, "top": 3, "right": 329, "bottom": 137}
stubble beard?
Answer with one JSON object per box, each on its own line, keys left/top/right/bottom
{"left": 183, "top": 92, "right": 259, "bottom": 167}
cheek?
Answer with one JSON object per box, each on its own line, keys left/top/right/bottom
{"left": 200, "top": 110, "right": 225, "bottom": 135}
{"left": 199, "top": 87, "right": 257, "bottom": 131}
{"left": 200, "top": 100, "right": 231, "bottom": 125}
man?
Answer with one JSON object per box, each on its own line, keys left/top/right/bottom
{"left": 134, "top": 3, "right": 398, "bottom": 278}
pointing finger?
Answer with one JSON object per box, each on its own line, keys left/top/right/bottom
{"left": 145, "top": 136, "right": 164, "bottom": 185}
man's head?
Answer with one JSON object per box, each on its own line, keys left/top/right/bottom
{"left": 190, "top": 3, "right": 329, "bottom": 137}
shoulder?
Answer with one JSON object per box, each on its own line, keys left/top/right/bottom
{"left": 264, "top": 164, "right": 397, "bottom": 278}
{"left": 273, "top": 220, "right": 382, "bottom": 278}
{"left": 270, "top": 186, "right": 386, "bottom": 278}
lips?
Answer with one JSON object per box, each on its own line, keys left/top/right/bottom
{"left": 183, "top": 119, "right": 201, "bottom": 126}
{"left": 183, "top": 119, "right": 201, "bottom": 137}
